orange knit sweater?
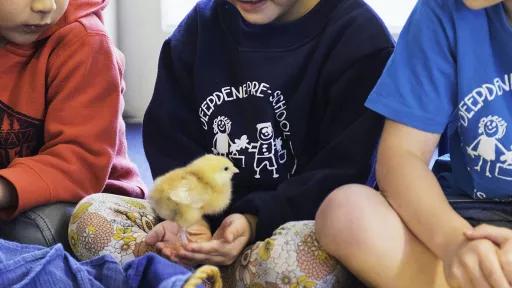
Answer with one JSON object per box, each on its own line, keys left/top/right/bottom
{"left": 0, "top": 0, "right": 146, "bottom": 219}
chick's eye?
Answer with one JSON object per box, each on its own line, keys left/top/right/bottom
{"left": 224, "top": 166, "right": 229, "bottom": 171}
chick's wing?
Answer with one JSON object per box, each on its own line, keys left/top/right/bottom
{"left": 169, "top": 173, "right": 211, "bottom": 208}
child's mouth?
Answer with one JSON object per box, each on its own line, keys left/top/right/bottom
{"left": 21, "top": 24, "right": 50, "bottom": 34}
{"left": 236, "top": 0, "right": 266, "bottom": 11}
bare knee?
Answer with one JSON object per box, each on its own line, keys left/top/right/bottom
{"left": 315, "top": 184, "right": 382, "bottom": 256}
{"left": 315, "top": 185, "right": 448, "bottom": 288}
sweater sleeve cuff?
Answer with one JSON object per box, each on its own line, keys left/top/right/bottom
{"left": 0, "top": 163, "right": 51, "bottom": 220}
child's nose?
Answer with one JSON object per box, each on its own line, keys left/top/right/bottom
{"left": 31, "top": 0, "right": 57, "bottom": 14}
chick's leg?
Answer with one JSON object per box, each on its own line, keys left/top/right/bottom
{"left": 176, "top": 206, "right": 203, "bottom": 243}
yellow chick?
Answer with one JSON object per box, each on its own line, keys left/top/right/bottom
{"left": 149, "top": 154, "right": 239, "bottom": 240}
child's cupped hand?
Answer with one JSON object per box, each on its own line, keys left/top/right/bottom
{"left": 175, "top": 213, "right": 251, "bottom": 267}
{"left": 145, "top": 219, "right": 212, "bottom": 263}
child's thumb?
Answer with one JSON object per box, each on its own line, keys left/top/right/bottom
{"left": 145, "top": 225, "right": 164, "bottom": 244}
{"left": 224, "top": 220, "right": 245, "bottom": 243}
{"left": 223, "top": 224, "right": 236, "bottom": 243}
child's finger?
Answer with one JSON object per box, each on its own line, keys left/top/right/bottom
{"left": 224, "top": 225, "right": 236, "bottom": 243}
{"left": 465, "top": 224, "right": 512, "bottom": 246}
{"left": 479, "top": 248, "right": 510, "bottom": 288}
{"left": 186, "top": 240, "right": 223, "bottom": 254}
{"left": 177, "top": 250, "right": 229, "bottom": 266}
{"left": 499, "top": 241, "right": 512, "bottom": 284}
{"left": 155, "top": 242, "right": 167, "bottom": 251}
{"left": 145, "top": 224, "right": 165, "bottom": 244}
{"left": 160, "top": 247, "right": 179, "bottom": 263}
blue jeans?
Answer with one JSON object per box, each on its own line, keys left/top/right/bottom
{"left": 0, "top": 239, "right": 199, "bottom": 288}
{"left": 0, "top": 202, "right": 75, "bottom": 252}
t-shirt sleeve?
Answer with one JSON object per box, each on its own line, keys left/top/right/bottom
{"left": 365, "top": 0, "right": 458, "bottom": 134}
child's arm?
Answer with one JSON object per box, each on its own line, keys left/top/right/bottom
{"left": 378, "top": 120, "right": 471, "bottom": 259}
{"left": 144, "top": 9, "right": 204, "bottom": 179}
{"left": 361, "top": 0, "right": 512, "bottom": 285}
{"left": 229, "top": 47, "right": 394, "bottom": 241}
{"left": 0, "top": 29, "right": 131, "bottom": 219}
{"left": 379, "top": 120, "right": 508, "bottom": 287}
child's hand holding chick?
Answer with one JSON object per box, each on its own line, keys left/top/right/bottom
{"left": 176, "top": 213, "right": 257, "bottom": 266}
{"left": 148, "top": 154, "right": 238, "bottom": 251}
{"left": 145, "top": 219, "right": 212, "bottom": 262}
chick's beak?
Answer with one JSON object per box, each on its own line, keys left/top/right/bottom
{"left": 233, "top": 167, "right": 240, "bottom": 173}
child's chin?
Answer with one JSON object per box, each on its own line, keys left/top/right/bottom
{"left": 463, "top": 0, "right": 502, "bottom": 10}
{"left": 239, "top": 11, "right": 277, "bottom": 25}
{"left": 4, "top": 36, "right": 37, "bottom": 46}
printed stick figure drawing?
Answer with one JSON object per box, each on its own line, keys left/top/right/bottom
{"left": 249, "top": 122, "right": 279, "bottom": 178}
{"left": 212, "top": 116, "right": 232, "bottom": 157}
{"left": 230, "top": 135, "right": 249, "bottom": 168}
{"left": 495, "top": 144, "right": 512, "bottom": 180}
{"left": 275, "top": 137, "right": 287, "bottom": 164}
{"left": 466, "top": 115, "right": 508, "bottom": 177}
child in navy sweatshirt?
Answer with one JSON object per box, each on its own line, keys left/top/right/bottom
{"left": 72, "top": 0, "right": 394, "bottom": 285}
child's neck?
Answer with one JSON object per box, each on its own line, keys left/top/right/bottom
{"left": 0, "top": 37, "right": 6, "bottom": 48}
{"left": 505, "top": 0, "right": 512, "bottom": 22}
{"left": 277, "top": 0, "right": 321, "bottom": 23}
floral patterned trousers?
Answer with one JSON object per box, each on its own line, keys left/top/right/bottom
{"left": 68, "top": 193, "right": 360, "bottom": 287}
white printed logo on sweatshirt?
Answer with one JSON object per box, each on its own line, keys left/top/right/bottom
{"left": 202, "top": 81, "right": 297, "bottom": 179}
{"left": 212, "top": 117, "right": 291, "bottom": 179}
{"left": 466, "top": 115, "right": 512, "bottom": 184}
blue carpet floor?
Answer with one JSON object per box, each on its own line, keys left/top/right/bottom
{"left": 126, "top": 123, "right": 153, "bottom": 189}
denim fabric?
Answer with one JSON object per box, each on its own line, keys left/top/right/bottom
{"left": 0, "top": 203, "right": 75, "bottom": 252}
{"left": 0, "top": 239, "right": 198, "bottom": 288}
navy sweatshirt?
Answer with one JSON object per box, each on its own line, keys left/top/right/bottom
{"left": 143, "top": 0, "right": 394, "bottom": 241}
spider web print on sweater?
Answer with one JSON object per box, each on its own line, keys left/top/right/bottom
{"left": 0, "top": 101, "right": 43, "bottom": 168}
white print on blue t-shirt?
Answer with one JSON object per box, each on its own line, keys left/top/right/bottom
{"left": 466, "top": 115, "right": 512, "bottom": 180}
{"left": 458, "top": 74, "right": 512, "bottom": 127}
{"left": 203, "top": 81, "right": 297, "bottom": 181}
{"left": 364, "top": 0, "right": 512, "bottom": 199}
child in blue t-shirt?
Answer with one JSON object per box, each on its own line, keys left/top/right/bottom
{"left": 316, "top": 0, "right": 512, "bottom": 287}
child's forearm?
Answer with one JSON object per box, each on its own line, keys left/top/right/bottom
{"left": 378, "top": 148, "right": 471, "bottom": 259}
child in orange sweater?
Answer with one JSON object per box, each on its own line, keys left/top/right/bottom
{"left": 0, "top": 0, "right": 145, "bottom": 247}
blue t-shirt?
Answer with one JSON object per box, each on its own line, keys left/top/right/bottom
{"left": 366, "top": 0, "right": 512, "bottom": 200}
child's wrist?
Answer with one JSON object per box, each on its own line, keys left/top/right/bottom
{"left": 435, "top": 225, "right": 472, "bottom": 260}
